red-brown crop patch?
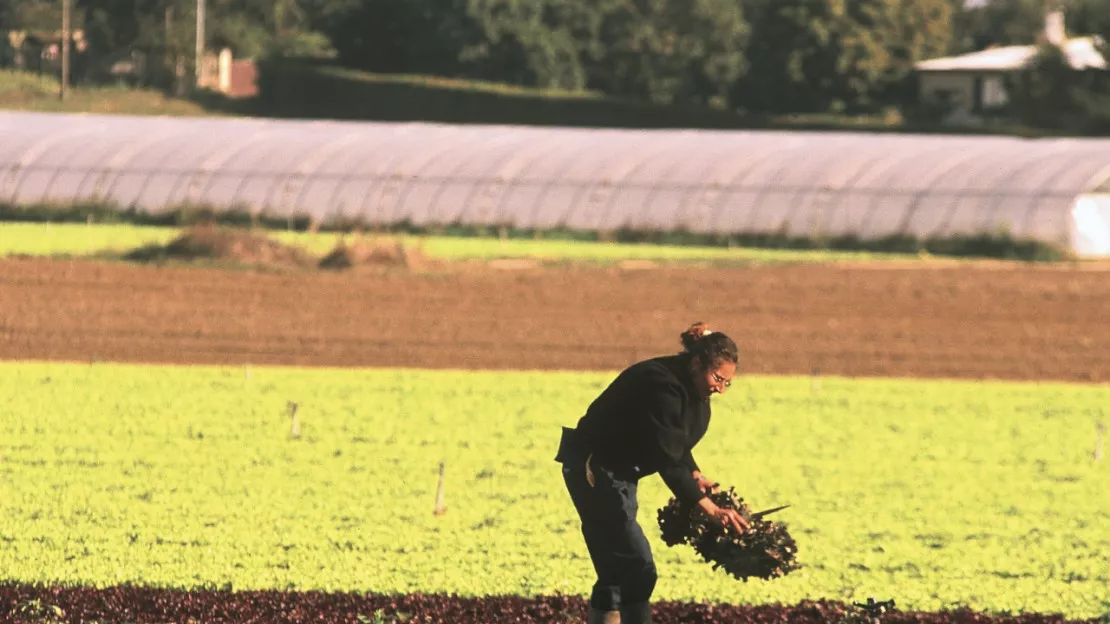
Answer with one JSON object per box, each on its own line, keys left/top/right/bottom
{"left": 0, "top": 584, "right": 1099, "bottom": 624}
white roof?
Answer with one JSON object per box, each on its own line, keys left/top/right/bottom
{"left": 915, "top": 37, "right": 1106, "bottom": 72}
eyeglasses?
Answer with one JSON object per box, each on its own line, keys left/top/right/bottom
{"left": 711, "top": 371, "right": 732, "bottom": 388}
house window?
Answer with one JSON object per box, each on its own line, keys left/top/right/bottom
{"left": 982, "top": 76, "right": 1009, "bottom": 109}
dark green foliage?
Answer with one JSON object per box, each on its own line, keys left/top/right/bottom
{"left": 243, "top": 59, "right": 1083, "bottom": 137}
{"left": 951, "top": 0, "right": 1045, "bottom": 51}
{"left": 312, "top": 0, "right": 748, "bottom": 106}
{"left": 586, "top": 0, "right": 748, "bottom": 106}
{"left": 940, "top": 0, "right": 1110, "bottom": 134}
{"left": 610, "top": 229, "right": 1070, "bottom": 262}
{"left": 736, "top": 0, "right": 953, "bottom": 115}
{"left": 59, "top": 0, "right": 333, "bottom": 85}
{"left": 1006, "top": 43, "right": 1110, "bottom": 135}
{"left": 953, "top": 0, "right": 1110, "bottom": 52}
{"left": 313, "top": 0, "right": 464, "bottom": 76}
{"left": 5, "top": 0, "right": 1101, "bottom": 131}
{"left": 458, "top": 0, "right": 595, "bottom": 90}
{"left": 0, "top": 201, "right": 263, "bottom": 228}
{"left": 657, "top": 487, "right": 800, "bottom": 582}
{"left": 5, "top": 0, "right": 77, "bottom": 33}
{"left": 250, "top": 58, "right": 763, "bottom": 128}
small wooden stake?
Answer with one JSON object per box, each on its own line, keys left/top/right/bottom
{"left": 434, "top": 461, "right": 448, "bottom": 516}
{"left": 1095, "top": 422, "right": 1105, "bottom": 461}
{"left": 811, "top": 367, "right": 822, "bottom": 394}
{"left": 288, "top": 401, "right": 300, "bottom": 439}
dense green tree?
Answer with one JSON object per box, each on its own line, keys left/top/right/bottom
{"left": 4, "top": 0, "right": 75, "bottom": 32}
{"left": 314, "top": 0, "right": 469, "bottom": 75}
{"left": 459, "top": 0, "right": 608, "bottom": 90}
{"left": 885, "top": 0, "right": 956, "bottom": 104}
{"left": 589, "top": 0, "right": 748, "bottom": 106}
{"left": 207, "top": 0, "right": 332, "bottom": 57}
{"left": 5, "top": 0, "right": 1103, "bottom": 125}
{"left": 2, "top": 0, "right": 88, "bottom": 76}
{"left": 1007, "top": 41, "right": 1110, "bottom": 131}
{"left": 952, "top": 0, "right": 1043, "bottom": 50}
{"left": 736, "top": 0, "right": 952, "bottom": 114}
{"left": 1010, "top": 43, "right": 1080, "bottom": 128}
{"left": 0, "top": 1, "right": 18, "bottom": 65}
{"left": 74, "top": 0, "right": 330, "bottom": 63}
{"left": 315, "top": 0, "right": 748, "bottom": 105}
{"left": 953, "top": 0, "right": 1110, "bottom": 51}
{"left": 443, "top": 0, "right": 568, "bottom": 88}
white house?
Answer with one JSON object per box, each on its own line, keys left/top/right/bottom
{"left": 914, "top": 11, "right": 1107, "bottom": 125}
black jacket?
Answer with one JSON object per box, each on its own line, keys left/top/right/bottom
{"left": 569, "top": 353, "right": 710, "bottom": 506}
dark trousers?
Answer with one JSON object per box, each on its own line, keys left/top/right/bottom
{"left": 560, "top": 449, "right": 658, "bottom": 611}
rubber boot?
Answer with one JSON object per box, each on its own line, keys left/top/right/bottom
{"left": 620, "top": 602, "right": 652, "bottom": 624}
{"left": 588, "top": 608, "right": 621, "bottom": 624}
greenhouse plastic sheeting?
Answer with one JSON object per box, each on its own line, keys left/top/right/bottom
{"left": 1072, "top": 195, "right": 1110, "bottom": 256}
{"left": 3, "top": 111, "right": 1110, "bottom": 255}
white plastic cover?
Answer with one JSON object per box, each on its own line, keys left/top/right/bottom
{"left": 1072, "top": 195, "right": 1110, "bottom": 257}
{"left": 2, "top": 111, "right": 1110, "bottom": 255}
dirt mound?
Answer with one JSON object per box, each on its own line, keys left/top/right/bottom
{"left": 318, "top": 237, "right": 434, "bottom": 271}
{"left": 125, "top": 225, "right": 314, "bottom": 269}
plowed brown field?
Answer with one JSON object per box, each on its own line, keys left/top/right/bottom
{"left": 1, "top": 257, "right": 1107, "bottom": 382}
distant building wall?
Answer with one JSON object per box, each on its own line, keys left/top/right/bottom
{"left": 198, "top": 48, "right": 257, "bottom": 99}
{"left": 229, "top": 59, "right": 258, "bottom": 98}
{"left": 918, "top": 71, "right": 1010, "bottom": 125}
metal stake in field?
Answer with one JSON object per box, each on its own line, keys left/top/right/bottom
{"left": 434, "top": 460, "right": 448, "bottom": 516}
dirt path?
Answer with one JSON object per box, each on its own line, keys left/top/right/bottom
{"left": 1, "top": 258, "right": 1107, "bottom": 382}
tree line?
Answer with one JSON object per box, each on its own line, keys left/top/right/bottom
{"left": 2, "top": 0, "right": 1109, "bottom": 128}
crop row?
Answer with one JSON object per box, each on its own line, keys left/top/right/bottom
{"left": 0, "top": 363, "right": 1107, "bottom": 618}
{"left": 2, "top": 584, "right": 1101, "bottom": 624}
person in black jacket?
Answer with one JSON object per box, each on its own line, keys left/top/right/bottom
{"left": 555, "top": 322, "right": 749, "bottom": 624}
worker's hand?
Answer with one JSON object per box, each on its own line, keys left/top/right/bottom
{"left": 697, "top": 497, "right": 750, "bottom": 534}
{"left": 693, "top": 472, "right": 720, "bottom": 494}
{"left": 714, "top": 507, "right": 750, "bottom": 534}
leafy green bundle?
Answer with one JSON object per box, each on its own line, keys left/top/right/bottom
{"left": 657, "top": 487, "right": 799, "bottom": 582}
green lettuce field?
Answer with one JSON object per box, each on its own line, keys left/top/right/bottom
{"left": 1, "top": 362, "right": 1106, "bottom": 619}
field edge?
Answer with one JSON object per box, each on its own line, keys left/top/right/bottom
{"left": 1, "top": 583, "right": 1100, "bottom": 624}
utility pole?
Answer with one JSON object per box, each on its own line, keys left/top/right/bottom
{"left": 195, "top": 0, "right": 206, "bottom": 88}
{"left": 165, "top": 2, "right": 173, "bottom": 91}
{"left": 60, "top": 0, "right": 71, "bottom": 100}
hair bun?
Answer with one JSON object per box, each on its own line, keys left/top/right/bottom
{"left": 680, "top": 322, "right": 711, "bottom": 351}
